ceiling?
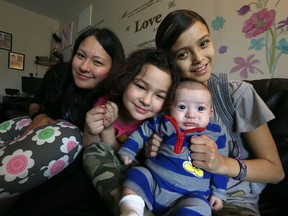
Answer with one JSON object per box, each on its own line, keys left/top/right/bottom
{"left": 3, "top": 0, "right": 80, "bottom": 20}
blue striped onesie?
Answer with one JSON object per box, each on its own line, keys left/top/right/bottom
{"left": 118, "top": 114, "right": 228, "bottom": 216}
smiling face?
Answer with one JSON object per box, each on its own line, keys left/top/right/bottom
{"left": 171, "top": 21, "right": 215, "bottom": 85}
{"left": 121, "top": 64, "right": 172, "bottom": 124}
{"left": 170, "top": 81, "right": 213, "bottom": 130}
{"left": 71, "top": 35, "right": 112, "bottom": 90}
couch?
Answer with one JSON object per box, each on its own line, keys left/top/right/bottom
{"left": 5, "top": 78, "right": 288, "bottom": 216}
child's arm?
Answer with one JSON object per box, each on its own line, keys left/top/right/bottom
{"left": 118, "top": 116, "right": 158, "bottom": 164}
{"left": 82, "top": 105, "right": 107, "bottom": 148}
{"left": 99, "top": 101, "right": 119, "bottom": 149}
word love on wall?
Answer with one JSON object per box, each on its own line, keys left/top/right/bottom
{"left": 135, "top": 13, "right": 162, "bottom": 32}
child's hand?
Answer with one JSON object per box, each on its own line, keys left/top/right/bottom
{"left": 83, "top": 106, "right": 108, "bottom": 147}
{"left": 120, "top": 155, "right": 133, "bottom": 165}
{"left": 85, "top": 105, "right": 107, "bottom": 135}
{"left": 103, "top": 101, "right": 118, "bottom": 128}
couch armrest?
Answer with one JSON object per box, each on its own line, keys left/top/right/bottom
{"left": 246, "top": 78, "right": 288, "bottom": 215}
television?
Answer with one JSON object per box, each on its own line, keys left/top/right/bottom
{"left": 21, "top": 76, "right": 43, "bottom": 96}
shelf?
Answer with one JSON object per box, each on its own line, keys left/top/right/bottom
{"left": 35, "top": 61, "right": 58, "bottom": 66}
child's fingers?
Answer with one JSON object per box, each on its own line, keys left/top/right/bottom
{"left": 105, "top": 101, "right": 118, "bottom": 115}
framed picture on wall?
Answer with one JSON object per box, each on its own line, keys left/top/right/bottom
{"left": 8, "top": 51, "right": 25, "bottom": 71}
{"left": 61, "top": 22, "right": 73, "bottom": 49}
{"left": 0, "top": 31, "right": 12, "bottom": 51}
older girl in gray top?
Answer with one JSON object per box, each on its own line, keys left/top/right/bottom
{"left": 150, "top": 9, "right": 284, "bottom": 216}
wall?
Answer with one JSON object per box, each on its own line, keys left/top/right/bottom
{"left": 0, "top": 1, "right": 59, "bottom": 96}
{"left": 59, "top": 0, "right": 288, "bottom": 80}
{"left": 0, "top": 0, "right": 287, "bottom": 97}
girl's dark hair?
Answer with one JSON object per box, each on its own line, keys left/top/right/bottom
{"left": 155, "top": 10, "right": 209, "bottom": 52}
{"left": 88, "top": 47, "right": 180, "bottom": 112}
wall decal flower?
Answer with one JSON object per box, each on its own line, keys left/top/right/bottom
{"left": 242, "top": 8, "right": 276, "bottom": 38}
{"left": 211, "top": 16, "right": 227, "bottom": 55}
{"left": 218, "top": 45, "right": 228, "bottom": 54}
{"left": 211, "top": 16, "right": 225, "bottom": 31}
{"left": 231, "top": 0, "right": 287, "bottom": 78}
{"left": 230, "top": 54, "right": 264, "bottom": 78}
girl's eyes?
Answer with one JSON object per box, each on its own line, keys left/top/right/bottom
{"left": 175, "top": 51, "right": 189, "bottom": 60}
{"left": 200, "top": 37, "right": 211, "bottom": 49}
{"left": 135, "top": 83, "right": 145, "bottom": 90}
{"left": 76, "top": 52, "right": 85, "bottom": 59}
{"left": 134, "top": 83, "right": 166, "bottom": 100}
{"left": 155, "top": 94, "right": 166, "bottom": 100}
{"left": 75, "top": 51, "right": 104, "bottom": 66}
{"left": 200, "top": 39, "right": 210, "bottom": 48}
{"left": 175, "top": 39, "right": 211, "bottom": 59}
{"left": 93, "top": 60, "right": 104, "bottom": 66}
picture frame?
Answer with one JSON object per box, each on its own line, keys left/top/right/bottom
{"left": 8, "top": 51, "right": 25, "bottom": 71}
{"left": 0, "top": 31, "right": 12, "bottom": 51}
{"left": 61, "top": 22, "right": 73, "bottom": 49}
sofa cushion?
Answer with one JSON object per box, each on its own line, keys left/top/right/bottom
{"left": 6, "top": 78, "right": 288, "bottom": 216}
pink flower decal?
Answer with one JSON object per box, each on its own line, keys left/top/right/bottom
{"left": 237, "top": 2, "right": 286, "bottom": 77}
{"left": 242, "top": 8, "right": 276, "bottom": 38}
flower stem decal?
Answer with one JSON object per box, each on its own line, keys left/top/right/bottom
{"left": 233, "top": 0, "right": 287, "bottom": 78}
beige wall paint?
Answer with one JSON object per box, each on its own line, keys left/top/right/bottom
{"left": 0, "top": 0, "right": 287, "bottom": 96}
{"left": 60, "top": 0, "right": 288, "bottom": 80}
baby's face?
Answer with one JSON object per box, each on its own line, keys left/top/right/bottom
{"left": 170, "top": 88, "right": 212, "bottom": 130}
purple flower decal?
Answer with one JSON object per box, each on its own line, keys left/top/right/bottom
{"left": 230, "top": 54, "right": 263, "bottom": 79}
{"left": 277, "top": 17, "right": 288, "bottom": 31}
{"left": 237, "top": 5, "right": 251, "bottom": 15}
{"left": 218, "top": 45, "right": 228, "bottom": 54}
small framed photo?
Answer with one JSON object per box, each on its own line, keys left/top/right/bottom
{"left": 8, "top": 51, "right": 25, "bottom": 71}
{"left": 0, "top": 31, "right": 12, "bottom": 51}
{"left": 61, "top": 22, "right": 73, "bottom": 49}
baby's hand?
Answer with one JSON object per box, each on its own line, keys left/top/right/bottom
{"left": 120, "top": 155, "right": 132, "bottom": 165}
{"left": 210, "top": 195, "right": 223, "bottom": 212}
